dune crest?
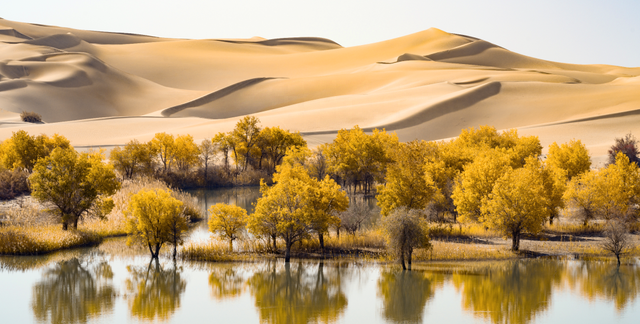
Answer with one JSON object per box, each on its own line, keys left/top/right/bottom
{"left": 0, "top": 18, "right": 638, "bottom": 163}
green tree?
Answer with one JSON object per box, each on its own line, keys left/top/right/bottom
{"left": 380, "top": 207, "right": 431, "bottom": 270}
{"left": 208, "top": 203, "right": 248, "bottom": 251}
{"left": 30, "top": 148, "right": 120, "bottom": 230}
{"left": 479, "top": 163, "right": 549, "bottom": 251}
{"left": 125, "top": 189, "right": 189, "bottom": 259}
{"left": 547, "top": 140, "right": 591, "bottom": 180}
{"left": 377, "top": 140, "right": 438, "bottom": 216}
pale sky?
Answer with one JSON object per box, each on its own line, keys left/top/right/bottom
{"left": 2, "top": 0, "right": 638, "bottom": 67}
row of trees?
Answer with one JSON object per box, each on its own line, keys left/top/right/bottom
{"left": 109, "top": 116, "right": 307, "bottom": 186}
{"left": 376, "top": 125, "right": 639, "bottom": 256}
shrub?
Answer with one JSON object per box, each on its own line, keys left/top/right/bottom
{"left": 20, "top": 111, "right": 43, "bottom": 123}
{"left": 0, "top": 169, "right": 30, "bottom": 200}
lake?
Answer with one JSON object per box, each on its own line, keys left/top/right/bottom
{"left": 1, "top": 188, "right": 640, "bottom": 323}
{"left": 2, "top": 244, "right": 640, "bottom": 324}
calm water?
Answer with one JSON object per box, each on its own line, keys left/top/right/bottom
{"left": 2, "top": 244, "right": 640, "bottom": 324}
{"left": 2, "top": 189, "right": 640, "bottom": 323}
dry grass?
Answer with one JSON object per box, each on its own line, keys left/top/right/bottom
{"left": 428, "top": 222, "right": 500, "bottom": 239}
{"left": 545, "top": 222, "right": 604, "bottom": 236}
{"left": 0, "top": 225, "right": 100, "bottom": 255}
{"left": 416, "top": 241, "right": 515, "bottom": 261}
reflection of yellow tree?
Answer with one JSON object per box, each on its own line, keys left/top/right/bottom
{"left": 31, "top": 258, "right": 115, "bottom": 324}
{"left": 125, "top": 260, "right": 186, "bottom": 321}
{"left": 452, "top": 260, "right": 564, "bottom": 324}
{"left": 247, "top": 262, "right": 348, "bottom": 324}
{"left": 567, "top": 262, "right": 640, "bottom": 311}
{"left": 377, "top": 270, "right": 444, "bottom": 323}
{"left": 209, "top": 266, "right": 245, "bottom": 300}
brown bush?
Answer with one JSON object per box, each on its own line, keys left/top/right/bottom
{"left": 0, "top": 169, "right": 31, "bottom": 200}
{"left": 20, "top": 111, "right": 43, "bottom": 123}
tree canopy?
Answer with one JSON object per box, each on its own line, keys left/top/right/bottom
{"left": 30, "top": 147, "right": 120, "bottom": 230}
{"left": 125, "top": 189, "right": 188, "bottom": 259}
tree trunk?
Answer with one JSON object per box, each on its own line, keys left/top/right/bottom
{"left": 229, "top": 239, "right": 234, "bottom": 252}
{"left": 72, "top": 217, "right": 78, "bottom": 230}
{"left": 62, "top": 221, "right": 68, "bottom": 231}
{"left": 407, "top": 247, "right": 413, "bottom": 271}
{"left": 272, "top": 235, "right": 277, "bottom": 252}
{"left": 285, "top": 240, "right": 292, "bottom": 263}
{"left": 400, "top": 249, "right": 406, "bottom": 270}
{"left": 173, "top": 244, "right": 177, "bottom": 260}
{"left": 318, "top": 233, "right": 325, "bottom": 255}
{"left": 336, "top": 227, "right": 340, "bottom": 239}
{"left": 511, "top": 231, "right": 520, "bottom": 251}
{"left": 616, "top": 254, "right": 621, "bottom": 266}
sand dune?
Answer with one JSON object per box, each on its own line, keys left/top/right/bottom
{"left": 0, "top": 18, "right": 638, "bottom": 162}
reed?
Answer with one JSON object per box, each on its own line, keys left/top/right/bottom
{"left": 0, "top": 225, "right": 100, "bottom": 255}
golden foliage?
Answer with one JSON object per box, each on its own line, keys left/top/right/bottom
{"left": 208, "top": 203, "right": 248, "bottom": 251}
{"left": 125, "top": 189, "right": 188, "bottom": 258}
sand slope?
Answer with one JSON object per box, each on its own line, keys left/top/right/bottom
{"left": 0, "top": 18, "right": 638, "bottom": 163}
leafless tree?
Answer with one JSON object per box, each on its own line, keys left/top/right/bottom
{"left": 338, "top": 199, "right": 376, "bottom": 236}
{"left": 602, "top": 220, "right": 634, "bottom": 266}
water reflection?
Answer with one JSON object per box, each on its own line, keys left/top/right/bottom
{"left": 31, "top": 258, "right": 115, "bottom": 324}
{"left": 247, "top": 261, "right": 349, "bottom": 324}
{"left": 567, "top": 262, "right": 640, "bottom": 311}
{"left": 452, "top": 260, "right": 564, "bottom": 324}
{"left": 125, "top": 260, "right": 186, "bottom": 321}
{"left": 209, "top": 265, "right": 246, "bottom": 300}
{"left": 377, "top": 269, "right": 444, "bottom": 323}
{"left": 189, "top": 187, "right": 262, "bottom": 215}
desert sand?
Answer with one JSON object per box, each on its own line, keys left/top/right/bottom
{"left": 0, "top": 18, "right": 638, "bottom": 166}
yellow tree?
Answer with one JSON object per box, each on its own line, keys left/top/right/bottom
{"left": 150, "top": 132, "right": 175, "bottom": 173}
{"left": 525, "top": 156, "right": 567, "bottom": 225}
{"left": 451, "top": 150, "right": 512, "bottom": 223}
{"left": 480, "top": 164, "right": 549, "bottom": 251}
{"left": 208, "top": 203, "right": 248, "bottom": 251}
{"left": 564, "top": 152, "right": 640, "bottom": 225}
{"left": 126, "top": 189, "right": 188, "bottom": 259}
{"left": 30, "top": 147, "right": 120, "bottom": 230}
{"left": 547, "top": 140, "right": 591, "bottom": 180}
{"left": 110, "top": 139, "right": 156, "bottom": 180}
{"left": 231, "top": 116, "right": 262, "bottom": 171}
{"left": 250, "top": 174, "right": 311, "bottom": 262}
{"left": 173, "top": 134, "right": 200, "bottom": 172}
{"left": 199, "top": 138, "right": 216, "bottom": 182}
{"left": 322, "top": 126, "right": 397, "bottom": 194}
{"left": 377, "top": 140, "right": 438, "bottom": 216}
{"left": 212, "top": 132, "right": 232, "bottom": 172}
{"left": 1, "top": 130, "right": 71, "bottom": 172}
{"left": 256, "top": 126, "right": 306, "bottom": 173}
{"left": 249, "top": 153, "right": 347, "bottom": 262}
{"left": 308, "top": 175, "right": 348, "bottom": 253}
